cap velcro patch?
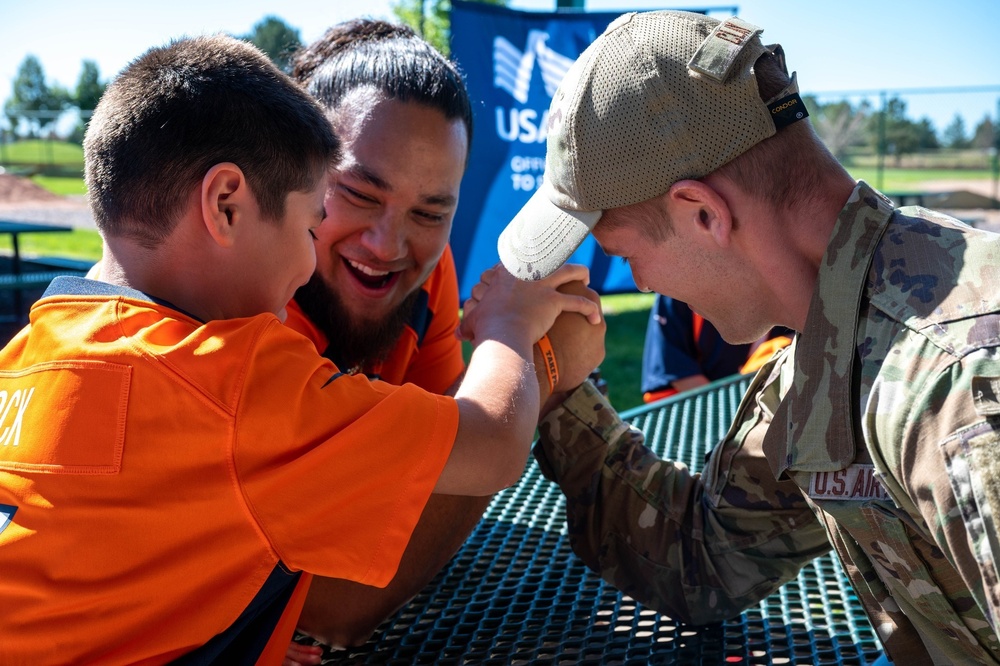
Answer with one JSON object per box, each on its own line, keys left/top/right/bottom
{"left": 767, "top": 92, "right": 809, "bottom": 130}
{"left": 687, "top": 17, "right": 763, "bottom": 83}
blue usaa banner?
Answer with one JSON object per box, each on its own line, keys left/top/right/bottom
{"left": 450, "top": 0, "right": 635, "bottom": 298}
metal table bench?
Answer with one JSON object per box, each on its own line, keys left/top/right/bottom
{"left": 0, "top": 269, "right": 88, "bottom": 292}
{"left": 300, "top": 375, "right": 881, "bottom": 664}
{"left": 0, "top": 220, "right": 81, "bottom": 321}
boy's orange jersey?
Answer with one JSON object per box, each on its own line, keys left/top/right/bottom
{"left": 0, "top": 278, "right": 458, "bottom": 664}
{"left": 266, "top": 246, "right": 466, "bottom": 662}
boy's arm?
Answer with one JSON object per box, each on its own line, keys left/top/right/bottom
{"left": 294, "top": 279, "right": 605, "bottom": 651}
{"left": 433, "top": 264, "right": 602, "bottom": 496}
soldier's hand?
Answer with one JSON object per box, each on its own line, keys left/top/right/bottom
{"left": 535, "top": 280, "right": 606, "bottom": 415}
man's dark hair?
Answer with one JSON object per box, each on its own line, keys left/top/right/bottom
{"left": 289, "top": 19, "right": 473, "bottom": 150}
{"left": 85, "top": 34, "right": 338, "bottom": 246}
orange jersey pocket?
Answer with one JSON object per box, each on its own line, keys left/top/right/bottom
{"left": 0, "top": 361, "right": 131, "bottom": 474}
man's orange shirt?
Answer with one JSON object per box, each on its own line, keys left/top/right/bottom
{"left": 0, "top": 278, "right": 458, "bottom": 664}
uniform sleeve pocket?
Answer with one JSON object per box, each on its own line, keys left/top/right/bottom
{"left": 939, "top": 417, "right": 1000, "bottom": 617}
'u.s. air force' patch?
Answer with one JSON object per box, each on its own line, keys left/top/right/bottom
{"left": 808, "top": 464, "right": 890, "bottom": 501}
{"left": 0, "top": 503, "right": 16, "bottom": 536}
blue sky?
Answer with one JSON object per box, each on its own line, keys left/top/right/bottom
{"left": 1, "top": 0, "right": 998, "bottom": 136}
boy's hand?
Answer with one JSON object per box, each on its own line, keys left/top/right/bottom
{"left": 460, "top": 263, "right": 601, "bottom": 350}
{"left": 534, "top": 280, "right": 606, "bottom": 415}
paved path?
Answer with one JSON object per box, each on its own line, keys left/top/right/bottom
{"left": 0, "top": 198, "right": 97, "bottom": 231}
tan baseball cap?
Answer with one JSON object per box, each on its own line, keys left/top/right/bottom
{"left": 498, "top": 10, "right": 807, "bottom": 280}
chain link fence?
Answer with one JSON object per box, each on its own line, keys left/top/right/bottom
{"left": 1, "top": 89, "right": 998, "bottom": 200}
{"left": 804, "top": 85, "right": 1000, "bottom": 199}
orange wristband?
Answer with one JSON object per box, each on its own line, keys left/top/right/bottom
{"left": 535, "top": 333, "right": 559, "bottom": 394}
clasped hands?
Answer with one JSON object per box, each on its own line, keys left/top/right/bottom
{"left": 460, "top": 263, "right": 607, "bottom": 410}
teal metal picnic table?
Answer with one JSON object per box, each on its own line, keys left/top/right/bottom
{"left": 300, "top": 374, "right": 882, "bottom": 665}
{"left": 0, "top": 219, "right": 79, "bottom": 321}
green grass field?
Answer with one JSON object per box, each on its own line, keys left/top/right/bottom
{"left": 847, "top": 166, "right": 994, "bottom": 190}
{"left": 0, "top": 139, "right": 84, "bottom": 167}
{"left": 0, "top": 229, "right": 103, "bottom": 262}
{"left": 595, "top": 292, "right": 655, "bottom": 409}
{"left": 30, "top": 175, "right": 89, "bottom": 196}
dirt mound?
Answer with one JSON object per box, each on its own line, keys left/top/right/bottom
{"left": 917, "top": 179, "right": 999, "bottom": 199}
{"left": 0, "top": 174, "right": 65, "bottom": 204}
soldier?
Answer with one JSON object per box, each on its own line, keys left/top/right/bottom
{"left": 480, "top": 9, "right": 1000, "bottom": 664}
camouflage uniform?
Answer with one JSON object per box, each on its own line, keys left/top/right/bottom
{"left": 535, "top": 181, "right": 1000, "bottom": 664}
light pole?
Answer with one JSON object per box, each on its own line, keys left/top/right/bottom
{"left": 993, "top": 97, "right": 999, "bottom": 205}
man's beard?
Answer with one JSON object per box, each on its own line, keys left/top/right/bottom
{"left": 294, "top": 272, "right": 420, "bottom": 373}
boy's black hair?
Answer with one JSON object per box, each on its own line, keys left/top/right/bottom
{"left": 85, "top": 34, "right": 338, "bottom": 246}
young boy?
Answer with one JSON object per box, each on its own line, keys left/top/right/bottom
{"left": 0, "top": 35, "right": 601, "bottom": 664}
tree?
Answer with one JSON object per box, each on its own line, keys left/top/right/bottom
{"left": 868, "top": 97, "right": 938, "bottom": 165}
{"left": 943, "top": 114, "right": 970, "bottom": 149}
{"left": 2, "top": 105, "right": 19, "bottom": 136}
{"left": 392, "top": 0, "right": 507, "bottom": 56}
{"left": 802, "top": 95, "right": 870, "bottom": 161}
{"left": 971, "top": 115, "right": 995, "bottom": 151}
{"left": 242, "top": 16, "right": 302, "bottom": 72}
{"left": 915, "top": 117, "right": 939, "bottom": 151}
{"left": 75, "top": 60, "right": 106, "bottom": 111}
{"left": 10, "top": 56, "right": 49, "bottom": 112}
{"left": 4, "top": 55, "right": 70, "bottom": 137}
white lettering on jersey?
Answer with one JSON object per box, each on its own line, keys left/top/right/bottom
{"left": 0, "top": 387, "right": 35, "bottom": 447}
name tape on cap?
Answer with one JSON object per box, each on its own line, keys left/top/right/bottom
{"left": 688, "top": 17, "right": 763, "bottom": 83}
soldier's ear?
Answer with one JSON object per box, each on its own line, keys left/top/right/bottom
{"left": 667, "top": 179, "right": 732, "bottom": 248}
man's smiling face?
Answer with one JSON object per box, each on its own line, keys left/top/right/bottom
{"left": 299, "top": 90, "right": 468, "bottom": 353}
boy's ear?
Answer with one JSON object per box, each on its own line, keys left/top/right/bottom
{"left": 666, "top": 179, "right": 733, "bottom": 248}
{"left": 201, "top": 163, "right": 249, "bottom": 248}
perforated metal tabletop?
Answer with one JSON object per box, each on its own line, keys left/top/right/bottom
{"left": 300, "top": 375, "right": 882, "bottom": 664}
